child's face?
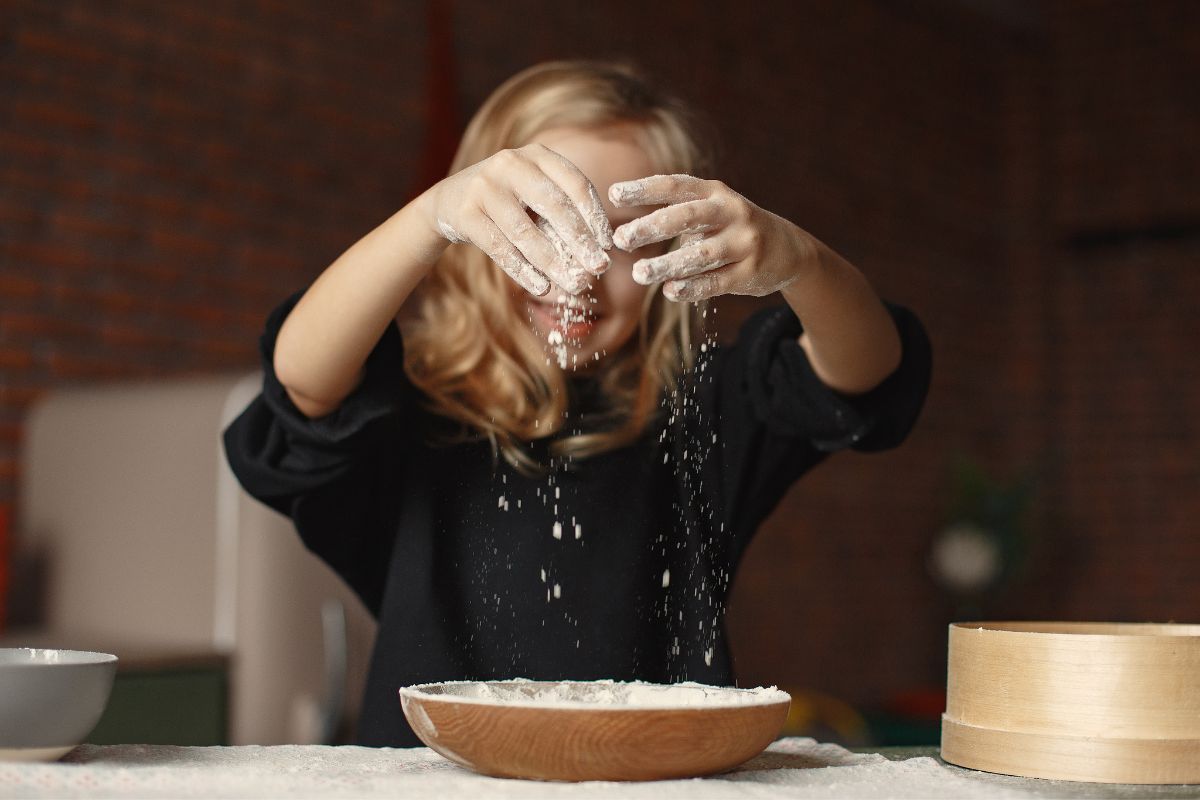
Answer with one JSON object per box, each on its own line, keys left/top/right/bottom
{"left": 523, "top": 124, "right": 667, "bottom": 370}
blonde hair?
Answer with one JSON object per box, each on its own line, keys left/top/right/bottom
{"left": 403, "top": 61, "right": 708, "bottom": 471}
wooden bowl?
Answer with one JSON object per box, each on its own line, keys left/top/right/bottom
{"left": 399, "top": 679, "right": 791, "bottom": 781}
{"left": 941, "top": 621, "right": 1200, "bottom": 784}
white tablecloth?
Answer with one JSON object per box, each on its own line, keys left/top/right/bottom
{"left": 0, "top": 737, "right": 1180, "bottom": 799}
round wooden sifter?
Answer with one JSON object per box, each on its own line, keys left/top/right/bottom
{"left": 941, "top": 621, "right": 1200, "bottom": 784}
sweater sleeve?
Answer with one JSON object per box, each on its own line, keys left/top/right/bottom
{"left": 222, "top": 291, "right": 410, "bottom": 614}
{"left": 708, "top": 302, "right": 932, "bottom": 543}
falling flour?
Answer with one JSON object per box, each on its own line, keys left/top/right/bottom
{"left": 547, "top": 328, "right": 568, "bottom": 370}
{"left": 485, "top": 230, "right": 730, "bottom": 680}
{"left": 546, "top": 298, "right": 594, "bottom": 371}
{"left": 412, "top": 679, "right": 789, "bottom": 709}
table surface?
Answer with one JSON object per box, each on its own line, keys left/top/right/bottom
{"left": 3, "top": 739, "right": 1199, "bottom": 799}
{"left": 871, "top": 748, "right": 1200, "bottom": 799}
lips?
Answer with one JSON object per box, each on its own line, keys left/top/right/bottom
{"left": 560, "top": 319, "right": 596, "bottom": 339}
{"left": 530, "top": 300, "right": 599, "bottom": 341}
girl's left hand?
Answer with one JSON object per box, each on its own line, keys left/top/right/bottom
{"left": 609, "top": 174, "right": 815, "bottom": 302}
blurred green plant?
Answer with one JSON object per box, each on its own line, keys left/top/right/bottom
{"left": 928, "top": 456, "right": 1041, "bottom": 618}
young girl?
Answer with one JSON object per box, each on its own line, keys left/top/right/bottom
{"left": 224, "top": 61, "right": 930, "bottom": 747}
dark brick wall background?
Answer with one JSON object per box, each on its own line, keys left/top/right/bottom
{"left": 2, "top": 0, "right": 1197, "bottom": 718}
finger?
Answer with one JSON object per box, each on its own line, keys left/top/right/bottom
{"left": 631, "top": 233, "right": 737, "bottom": 285}
{"left": 536, "top": 217, "right": 595, "bottom": 295}
{"left": 486, "top": 149, "right": 607, "bottom": 274}
{"left": 663, "top": 269, "right": 730, "bottom": 303}
{"left": 484, "top": 193, "right": 590, "bottom": 294}
{"left": 536, "top": 150, "right": 615, "bottom": 257}
{"left": 613, "top": 200, "right": 716, "bottom": 252}
{"left": 609, "top": 174, "right": 708, "bottom": 207}
{"left": 514, "top": 150, "right": 610, "bottom": 274}
{"left": 468, "top": 215, "right": 551, "bottom": 296}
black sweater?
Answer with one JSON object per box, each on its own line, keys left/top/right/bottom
{"left": 223, "top": 296, "right": 931, "bottom": 746}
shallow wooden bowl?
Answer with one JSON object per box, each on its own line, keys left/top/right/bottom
{"left": 399, "top": 680, "right": 791, "bottom": 781}
{"left": 941, "top": 621, "right": 1200, "bottom": 784}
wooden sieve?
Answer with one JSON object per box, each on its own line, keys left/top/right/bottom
{"left": 941, "top": 621, "right": 1200, "bottom": 784}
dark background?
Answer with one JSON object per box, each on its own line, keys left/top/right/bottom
{"left": 2, "top": 0, "right": 1198, "bottom": 736}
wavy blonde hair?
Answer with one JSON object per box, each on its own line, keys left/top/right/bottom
{"left": 403, "top": 61, "right": 707, "bottom": 471}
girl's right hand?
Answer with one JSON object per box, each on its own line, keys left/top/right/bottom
{"left": 420, "top": 144, "right": 614, "bottom": 296}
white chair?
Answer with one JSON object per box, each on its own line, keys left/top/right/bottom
{"left": 18, "top": 374, "right": 376, "bottom": 744}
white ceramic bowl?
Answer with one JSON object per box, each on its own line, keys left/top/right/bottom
{"left": 0, "top": 648, "right": 118, "bottom": 761}
{"left": 400, "top": 679, "right": 791, "bottom": 781}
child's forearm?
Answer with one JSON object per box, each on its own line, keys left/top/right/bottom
{"left": 614, "top": 177, "right": 902, "bottom": 398}
{"left": 274, "top": 192, "right": 447, "bottom": 419}
{"left": 780, "top": 238, "right": 902, "bottom": 395}
{"left": 274, "top": 142, "right": 615, "bottom": 419}
{"left": 608, "top": 176, "right": 903, "bottom": 395}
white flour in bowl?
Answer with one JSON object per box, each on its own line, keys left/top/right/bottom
{"left": 407, "top": 679, "right": 789, "bottom": 709}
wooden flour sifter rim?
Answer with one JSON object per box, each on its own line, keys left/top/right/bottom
{"left": 941, "top": 621, "right": 1200, "bottom": 784}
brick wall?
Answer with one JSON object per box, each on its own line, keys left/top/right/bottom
{"left": 2, "top": 0, "right": 1197, "bottom": 723}
{"left": 1005, "top": 0, "right": 1200, "bottom": 625}
{"left": 729, "top": 0, "right": 1200, "bottom": 711}
{"left": 0, "top": 0, "right": 427, "bottom": 502}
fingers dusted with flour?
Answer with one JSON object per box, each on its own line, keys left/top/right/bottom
{"left": 272, "top": 143, "right": 619, "bottom": 418}
{"left": 424, "top": 143, "right": 613, "bottom": 296}
{"left": 611, "top": 172, "right": 902, "bottom": 393}
{"left": 609, "top": 174, "right": 813, "bottom": 302}
{"left": 537, "top": 148, "right": 616, "bottom": 260}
